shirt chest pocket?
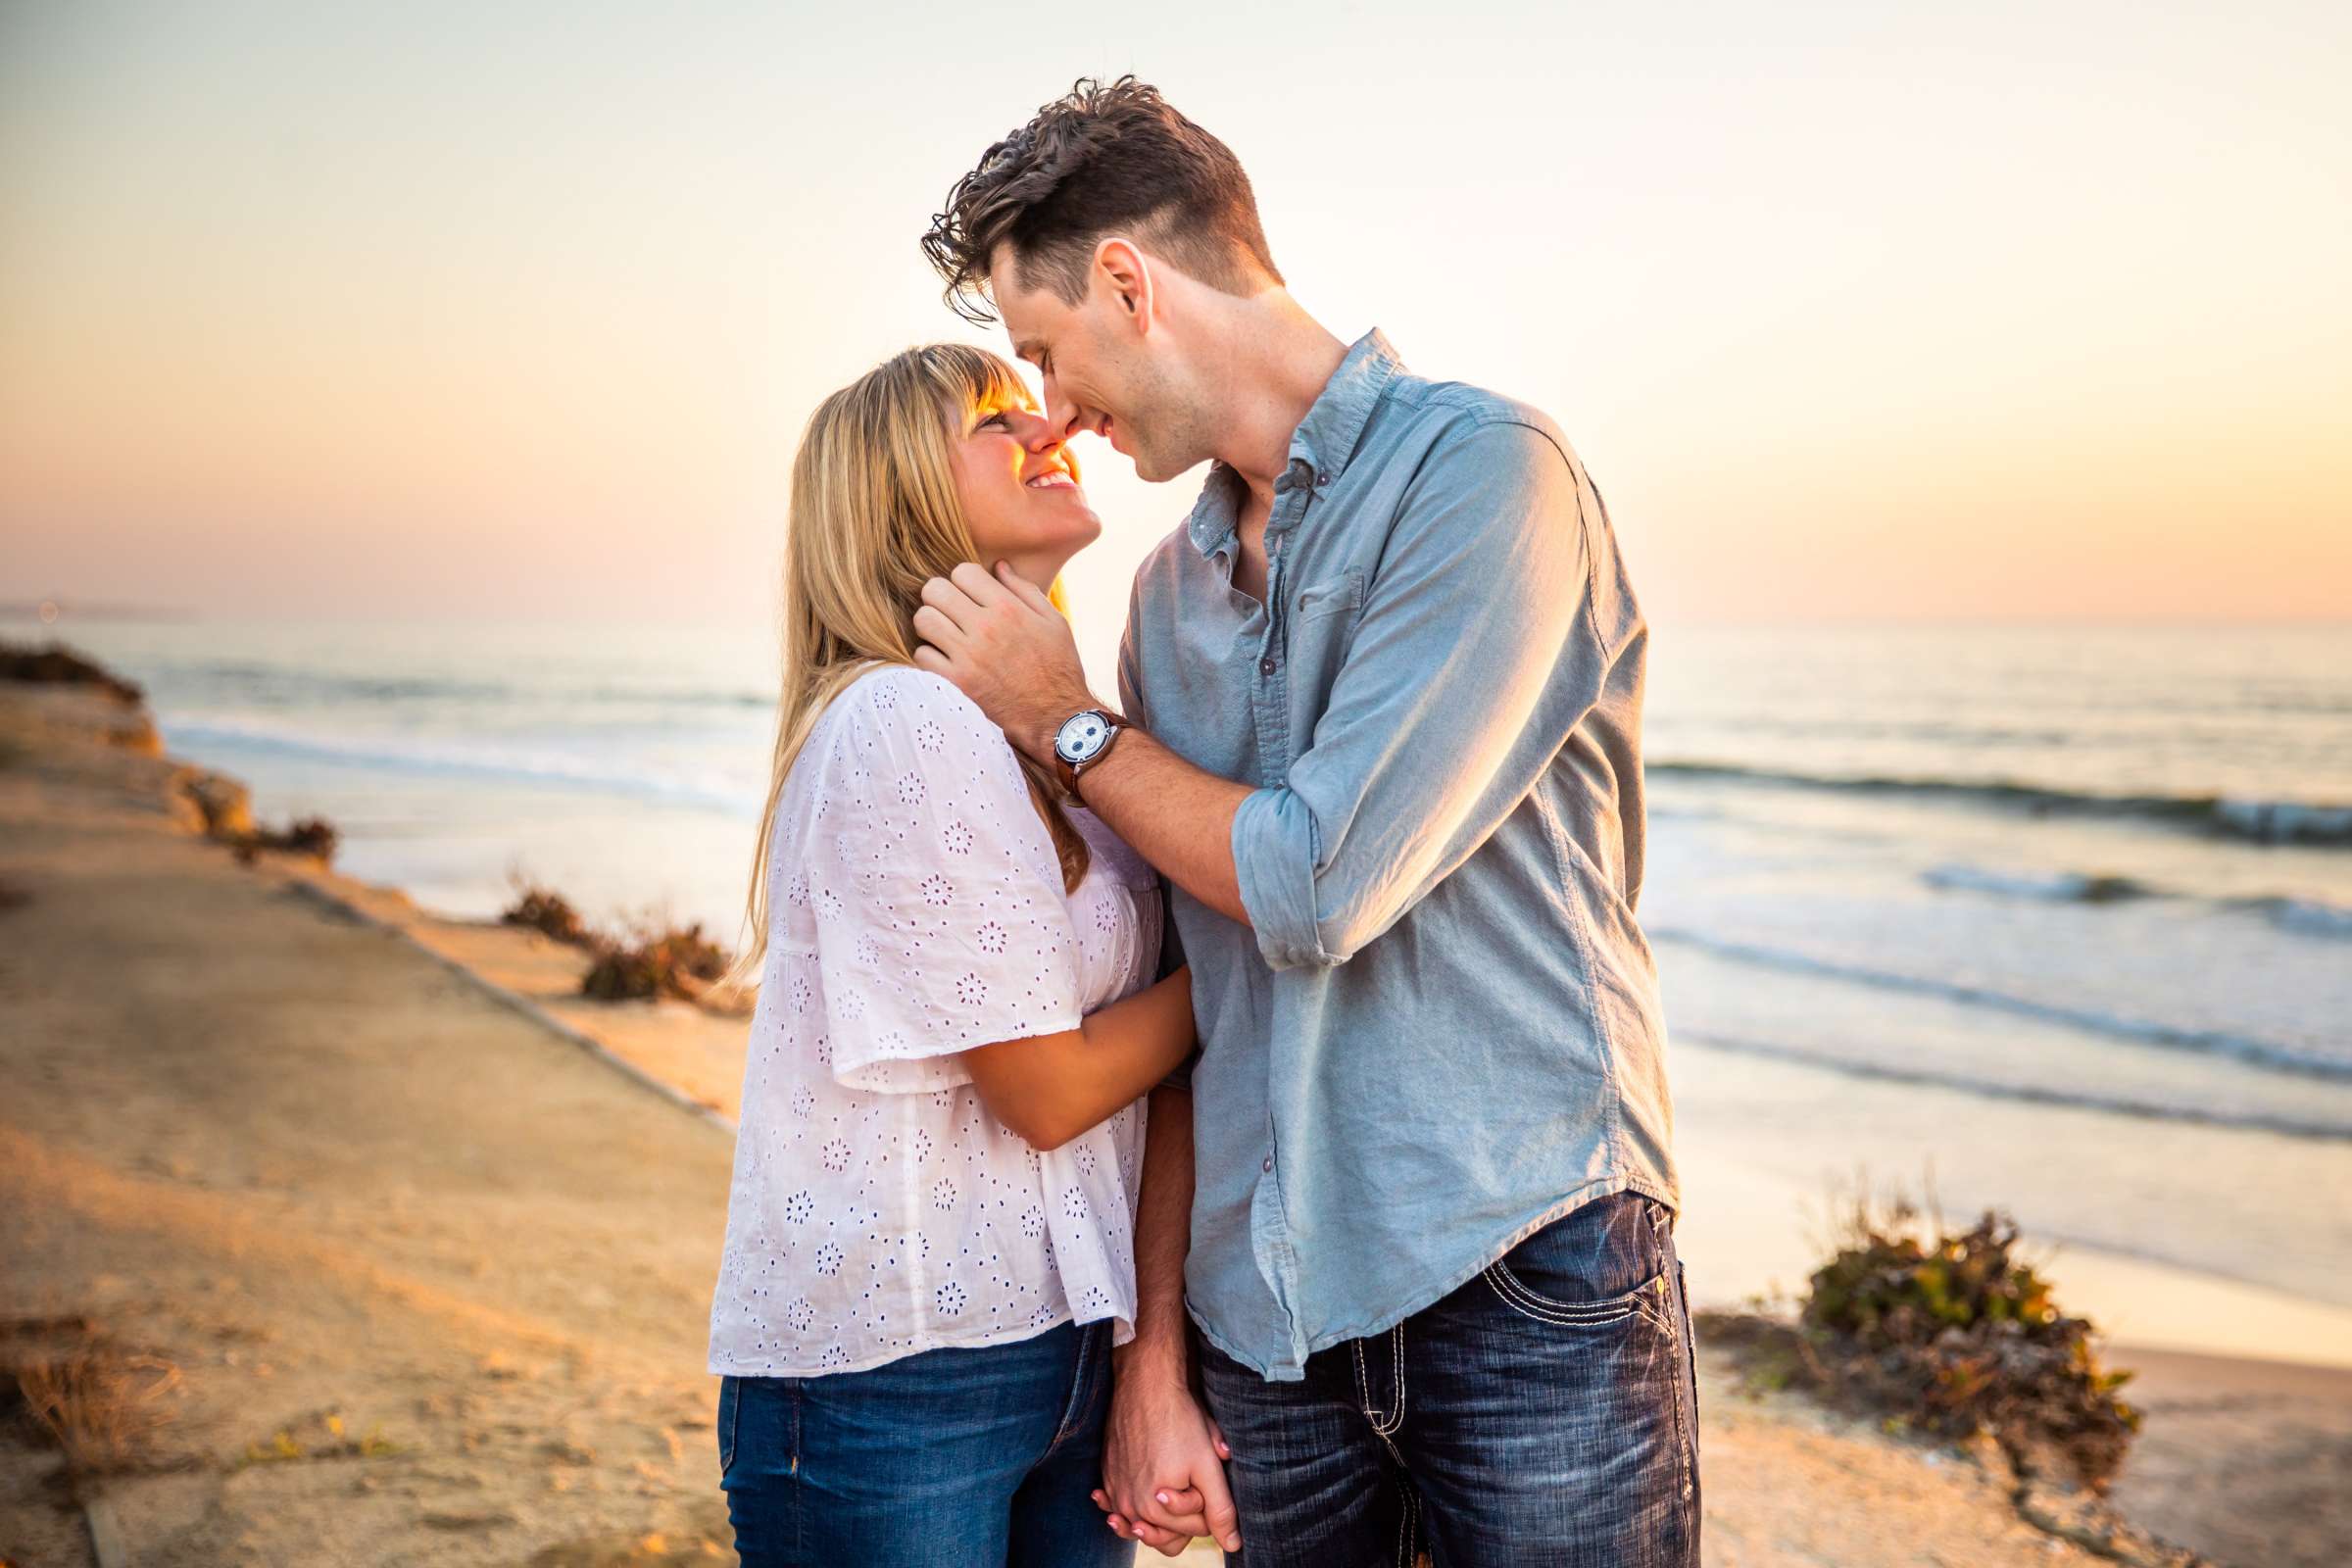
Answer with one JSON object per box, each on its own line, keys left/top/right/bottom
{"left": 1292, "top": 567, "right": 1366, "bottom": 626}
{"left": 1284, "top": 566, "right": 1368, "bottom": 712}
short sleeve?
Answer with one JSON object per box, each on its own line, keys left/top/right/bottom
{"left": 802, "top": 668, "right": 1086, "bottom": 1095}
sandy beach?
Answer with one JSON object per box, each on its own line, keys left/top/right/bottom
{"left": 4, "top": 678, "right": 2346, "bottom": 1567}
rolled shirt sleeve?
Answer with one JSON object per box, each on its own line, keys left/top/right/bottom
{"left": 1232, "top": 417, "right": 1603, "bottom": 970}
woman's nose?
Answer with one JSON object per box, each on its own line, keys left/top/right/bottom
{"left": 1011, "top": 408, "right": 1063, "bottom": 451}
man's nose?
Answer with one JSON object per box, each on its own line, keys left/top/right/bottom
{"left": 1038, "top": 376, "right": 1085, "bottom": 443}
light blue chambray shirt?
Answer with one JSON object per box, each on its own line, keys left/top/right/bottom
{"left": 1115, "top": 327, "right": 1678, "bottom": 1383}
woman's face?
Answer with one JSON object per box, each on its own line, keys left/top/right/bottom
{"left": 947, "top": 393, "right": 1101, "bottom": 589}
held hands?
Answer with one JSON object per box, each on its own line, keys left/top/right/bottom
{"left": 1093, "top": 1369, "right": 1241, "bottom": 1556}
{"left": 912, "top": 563, "right": 1097, "bottom": 765}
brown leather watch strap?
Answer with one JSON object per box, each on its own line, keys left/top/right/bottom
{"left": 1054, "top": 710, "right": 1128, "bottom": 798}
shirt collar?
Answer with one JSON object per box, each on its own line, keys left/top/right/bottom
{"left": 1185, "top": 326, "right": 1406, "bottom": 559}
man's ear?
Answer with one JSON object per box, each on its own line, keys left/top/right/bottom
{"left": 1093, "top": 238, "right": 1154, "bottom": 333}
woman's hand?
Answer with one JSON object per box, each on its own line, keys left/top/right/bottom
{"left": 1092, "top": 1360, "right": 1240, "bottom": 1556}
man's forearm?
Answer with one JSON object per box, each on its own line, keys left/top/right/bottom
{"left": 1080, "top": 728, "right": 1251, "bottom": 925}
{"left": 1118, "top": 1083, "right": 1199, "bottom": 1383}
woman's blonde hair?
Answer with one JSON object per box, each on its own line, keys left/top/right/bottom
{"left": 722, "top": 343, "right": 1090, "bottom": 992}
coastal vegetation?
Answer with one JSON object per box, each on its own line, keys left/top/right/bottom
{"left": 502, "top": 880, "right": 738, "bottom": 1006}
{"left": 499, "top": 884, "right": 596, "bottom": 949}
{"left": 0, "top": 1314, "right": 182, "bottom": 1493}
{"left": 0, "top": 640, "right": 338, "bottom": 865}
{"left": 0, "top": 639, "right": 159, "bottom": 754}
{"left": 171, "top": 767, "right": 338, "bottom": 865}
{"left": 227, "top": 816, "right": 341, "bottom": 865}
{"left": 579, "top": 920, "right": 733, "bottom": 1004}
{"left": 0, "top": 640, "right": 143, "bottom": 706}
{"left": 1703, "top": 1187, "right": 2140, "bottom": 1493}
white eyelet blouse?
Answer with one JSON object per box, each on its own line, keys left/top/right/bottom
{"left": 707, "top": 664, "right": 1161, "bottom": 1378}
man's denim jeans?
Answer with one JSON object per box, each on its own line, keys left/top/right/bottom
{"left": 715, "top": 1318, "right": 1132, "bottom": 1567}
{"left": 1197, "top": 1191, "right": 1701, "bottom": 1567}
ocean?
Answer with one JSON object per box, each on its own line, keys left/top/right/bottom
{"left": 18, "top": 612, "right": 2350, "bottom": 1355}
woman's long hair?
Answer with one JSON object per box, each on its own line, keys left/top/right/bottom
{"left": 720, "top": 344, "right": 1091, "bottom": 993}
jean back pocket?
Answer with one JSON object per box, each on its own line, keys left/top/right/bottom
{"left": 715, "top": 1375, "right": 740, "bottom": 1477}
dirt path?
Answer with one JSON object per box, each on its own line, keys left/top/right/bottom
{"left": 2, "top": 688, "right": 736, "bottom": 1565}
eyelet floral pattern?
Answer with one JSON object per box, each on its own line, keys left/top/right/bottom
{"left": 708, "top": 666, "right": 1160, "bottom": 1379}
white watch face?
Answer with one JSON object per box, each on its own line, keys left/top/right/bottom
{"left": 1054, "top": 710, "right": 1111, "bottom": 764}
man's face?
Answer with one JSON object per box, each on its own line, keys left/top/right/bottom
{"left": 989, "top": 244, "right": 1201, "bottom": 484}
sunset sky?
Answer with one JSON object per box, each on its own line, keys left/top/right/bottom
{"left": 4, "top": 0, "right": 2347, "bottom": 675}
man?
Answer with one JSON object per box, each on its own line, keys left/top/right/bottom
{"left": 913, "top": 77, "right": 1696, "bottom": 1567}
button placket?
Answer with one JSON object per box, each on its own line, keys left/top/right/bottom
{"left": 1254, "top": 485, "right": 1305, "bottom": 684}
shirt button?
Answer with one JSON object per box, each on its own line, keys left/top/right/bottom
{"left": 1262, "top": 1154, "right": 1274, "bottom": 1172}
{"left": 1258, "top": 657, "right": 1276, "bottom": 677}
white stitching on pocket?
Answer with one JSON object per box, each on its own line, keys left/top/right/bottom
{"left": 1384, "top": 1322, "right": 1405, "bottom": 1437}
{"left": 1483, "top": 1257, "right": 1671, "bottom": 1332}
{"left": 1354, "top": 1327, "right": 1407, "bottom": 1461}
{"left": 1483, "top": 1261, "right": 1635, "bottom": 1325}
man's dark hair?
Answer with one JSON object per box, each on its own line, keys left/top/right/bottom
{"left": 923, "top": 76, "right": 1283, "bottom": 325}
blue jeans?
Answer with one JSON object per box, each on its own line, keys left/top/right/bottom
{"left": 1196, "top": 1191, "right": 1701, "bottom": 1567}
{"left": 715, "top": 1318, "right": 1133, "bottom": 1567}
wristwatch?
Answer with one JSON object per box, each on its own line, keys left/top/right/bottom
{"left": 1051, "top": 708, "right": 1124, "bottom": 791}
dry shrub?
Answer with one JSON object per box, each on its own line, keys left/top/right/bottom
{"left": 229, "top": 815, "right": 340, "bottom": 865}
{"left": 184, "top": 771, "right": 335, "bottom": 865}
{"left": 501, "top": 884, "right": 596, "bottom": 948}
{"left": 495, "top": 874, "right": 744, "bottom": 1010}
{"left": 2, "top": 1317, "right": 181, "bottom": 1481}
{"left": 1714, "top": 1188, "right": 2140, "bottom": 1491}
{"left": 255, "top": 816, "right": 339, "bottom": 859}
{"left": 0, "top": 640, "right": 143, "bottom": 705}
{"left": 581, "top": 921, "right": 733, "bottom": 1004}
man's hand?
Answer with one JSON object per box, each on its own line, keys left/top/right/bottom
{"left": 1092, "top": 1363, "right": 1240, "bottom": 1556}
{"left": 912, "top": 562, "right": 1096, "bottom": 763}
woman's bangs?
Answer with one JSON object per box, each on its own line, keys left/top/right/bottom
{"left": 956, "top": 356, "right": 1038, "bottom": 431}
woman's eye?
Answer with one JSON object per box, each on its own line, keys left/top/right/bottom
{"left": 978, "top": 413, "right": 1007, "bottom": 431}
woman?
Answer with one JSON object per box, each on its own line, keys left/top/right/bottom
{"left": 706, "top": 344, "right": 1196, "bottom": 1566}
